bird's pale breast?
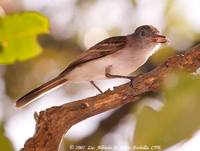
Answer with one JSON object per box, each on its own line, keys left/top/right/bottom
{"left": 65, "top": 45, "right": 157, "bottom": 82}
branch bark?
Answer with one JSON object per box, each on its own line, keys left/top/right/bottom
{"left": 21, "top": 44, "right": 200, "bottom": 151}
{"left": 72, "top": 103, "right": 135, "bottom": 147}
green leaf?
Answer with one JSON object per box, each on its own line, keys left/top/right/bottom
{"left": 4, "top": 37, "right": 81, "bottom": 99}
{"left": 0, "top": 123, "right": 14, "bottom": 151}
{"left": 134, "top": 72, "right": 200, "bottom": 149}
{"left": 0, "top": 12, "right": 49, "bottom": 64}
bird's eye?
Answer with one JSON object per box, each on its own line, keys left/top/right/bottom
{"left": 140, "top": 30, "right": 146, "bottom": 37}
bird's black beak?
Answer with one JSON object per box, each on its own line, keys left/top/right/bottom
{"left": 151, "top": 34, "right": 168, "bottom": 43}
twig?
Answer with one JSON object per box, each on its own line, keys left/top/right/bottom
{"left": 21, "top": 44, "right": 200, "bottom": 151}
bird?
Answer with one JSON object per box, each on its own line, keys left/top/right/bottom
{"left": 16, "top": 25, "right": 167, "bottom": 108}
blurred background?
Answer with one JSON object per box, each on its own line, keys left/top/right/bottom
{"left": 0, "top": 0, "right": 200, "bottom": 150}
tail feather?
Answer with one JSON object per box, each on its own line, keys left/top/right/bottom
{"left": 16, "top": 76, "right": 68, "bottom": 108}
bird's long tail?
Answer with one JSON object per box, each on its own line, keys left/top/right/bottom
{"left": 16, "top": 75, "right": 68, "bottom": 108}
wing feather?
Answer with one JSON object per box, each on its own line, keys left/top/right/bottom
{"left": 60, "top": 36, "right": 127, "bottom": 75}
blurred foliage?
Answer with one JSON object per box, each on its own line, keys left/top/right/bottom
{"left": 0, "top": 123, "right": 14, "bottom": 151}
{"left": 130, "top": 0, "right": 137, "bottom": 7}
{"left": 164, "top": 0, "right": 174, "bottom": 16}
{"left": 133, "top": 72, "right": 200, "bottom": 149}
{"left": 0, "top": 12, "right": 49, "bottom": 64}
{"left": 76, "top": 0, "right": 96, "bottom": 6}
{"left": 165, "top": 12, "right": 196, "bottom": 40}
{"left": 164, "top": 0, "right": 198, "bottom": 49}
{"left": 4, "top": 36, "right": 81, "bottom": 99}
{"left": 64, "top": 103, "right": 134, "bottom": 150}
{"left": 150, "top": 47, "right": 176, "bottom": 65}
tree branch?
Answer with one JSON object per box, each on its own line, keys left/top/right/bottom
{"left": 69, "top": 103, "right": 135, "bottom": 147}
{"left": 21, "top": 44, "right": 200, "bottom": 151}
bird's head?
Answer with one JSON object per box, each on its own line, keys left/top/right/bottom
{"left": 133, "top": 25, "right": 167, "bottom": 44}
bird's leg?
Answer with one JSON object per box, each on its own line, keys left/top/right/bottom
{"left": 105, "top": 65, "right": 136, "bottom": 87}
{"left": 90, "top": 81, "right": 103, "bottom": 94}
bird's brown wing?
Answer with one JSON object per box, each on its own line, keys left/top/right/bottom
{"left": 59, "top": 36, "right": 127, "bottom": 75}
